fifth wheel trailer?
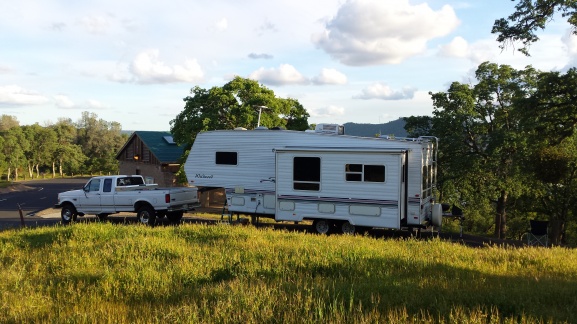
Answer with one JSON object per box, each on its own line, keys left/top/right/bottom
{"left": 184, "top": 128, "right": 442, "bottom": 234}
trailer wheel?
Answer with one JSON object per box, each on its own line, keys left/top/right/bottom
{"left": 340, "top": 221, "right": 356, "bottom": 235}
{"left": 61, "top": 203, "right": 77, "bottom": 224}
{"left": 313, "top": 219, "right": 332, "bottom": 234}
{"left": 137, "top": 205, "right": 156, "bottom": 226}
{"left": 167, "top": 211, "right": 184, "bottom": 223}
{"left": 97, "top": 213, "right": 109, "bottom": 221}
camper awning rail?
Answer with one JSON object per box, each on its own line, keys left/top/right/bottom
{"left": 275, "top": 147, "right": 410, "bottom": 154}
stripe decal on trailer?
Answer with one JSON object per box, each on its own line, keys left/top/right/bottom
{"left": 277, "top": 195, "right": 399, "bottom": 208}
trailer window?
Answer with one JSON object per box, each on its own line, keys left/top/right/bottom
{"left": 216, "top": 152, "right": 238, "bottom": 165}
{"left": 345, "top": 164, "right": 385, "bottom": 182}
{"left": 293, "top": 157, "right": 320, "bottom": 191}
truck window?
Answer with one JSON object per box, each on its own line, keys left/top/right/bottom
{"left": 130, "top": 177, "right": 144, "bottom": 185}
{"left": 293, "top": 157, "right": 320, "bottom": 191}
{"left": 86, "top": 179, "right": 101, "bottom": 192}
{"left": 103, "top": 179, "right": 112, "bottom": 192}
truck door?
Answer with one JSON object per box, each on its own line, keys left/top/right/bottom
{"left": 99, "top": 178, "right": 116, "bottom": 213}
{"left": 77, "top": 178, "right": 102, "bottom": 213}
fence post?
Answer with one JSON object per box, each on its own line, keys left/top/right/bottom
{"left": 17, "top": 203, "right": 25, "bottom": 228}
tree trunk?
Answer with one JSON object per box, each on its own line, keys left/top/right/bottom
{"left": 58, "top": 158, "right": 63, "bottom": 177}
{"left": 35, "top": 164, "right": 40, "bottom": 178}
{"left": 494, "top": 190, "right": 507, "bottom": 239}
{"left": 27, "top": 163, "right": 33, "bottom": 178}
{"left": 549, "top": 219, "right": 565, "bottom": 246}
{"left": 7, "top": 167, "right": 11, "bottom": 182}
{"left": 52, "top": 162, "right": 56, "bottom": 178}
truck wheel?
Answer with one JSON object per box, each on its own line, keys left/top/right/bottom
{"left": 167, "top": 211, "right": 183, "bottom": 223}
{"left": 340, "top": 221, "right": 356, "bottom": 235}
{"left": 97, "top": 214, "right": 109, "bottom": 221}
{"left": 61, "top": 204, "right": 77, "bottom": 224}
{"left": 137, "top": 206, "right": 156, "bottom": 226}
{"left": 313, "top": 219, "right": 332, "bottom": 235}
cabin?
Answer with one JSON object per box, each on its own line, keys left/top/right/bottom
{"left": 116, "top": 131, "right": 185, "bottom": 187}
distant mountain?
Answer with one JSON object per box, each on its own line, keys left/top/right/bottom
{"left": 344, "top": 118, "right": 407, "bottom": 137}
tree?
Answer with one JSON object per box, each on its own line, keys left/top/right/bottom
{"left": 76, "top": 112, "right": 125, "bottom": 174}
{"left": 430, "top": 62, "right": 536, "bottom": 239}
{"left": 170, "top": 76, "right": 309, "bottom": 147}
{"left": 51, "top": 118, "right": 86, "bottom": 177}
{"left": 492, "top": 0, "right": 577, "bottom": 55}
{"left": 525, "top": 135, "right": 577, "bottom": 245}
{"left": 0, "top": 115, "right": 19, "bottom": 132}
{"left": 1, "top": 127, "right": 29, "bottom": 181}
{"left": 22, "top": 124, "right": 58, "bottom": 178}
{"left": 403, "top": 116, "right": 432, "bottom": 138}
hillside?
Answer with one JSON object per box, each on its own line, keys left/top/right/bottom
{"left": 344, "top": 118, "right": 407, "bottom": 137}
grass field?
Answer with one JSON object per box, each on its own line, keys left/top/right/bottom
{"left": 0, "top": 223, "right": 576, "bottom": 323}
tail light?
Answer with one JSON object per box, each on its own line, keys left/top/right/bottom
{"left": 165, "top": 194, "right": 170, "bottom": 203}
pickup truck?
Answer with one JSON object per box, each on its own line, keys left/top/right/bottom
{"left": 55, "top": 175, "right": 199, "bottom": 225}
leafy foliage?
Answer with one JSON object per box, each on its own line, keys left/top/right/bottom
{"left": 492, "top": 0, "right": 577, "bottom": 55}
{"left": 170, "top": 76, "right": 309, "bottom": 147}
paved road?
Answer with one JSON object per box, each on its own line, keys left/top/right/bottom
{"left": 0, "top": 178, "right": 89, "bottom": 229}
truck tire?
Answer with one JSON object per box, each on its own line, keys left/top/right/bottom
{"left": 312, "top": 219, "right": 332, "bottom": 235}
{"left": 61, "top": 204, "right": 78, "bottom": 224}
{"left": 167, "top": 211, "right": 183, "bottom": 223}
{"left": 137, "top": 205, "right": 156, "bottom": 226}
{"left": 97, "top": 214, "right": 109, "bottom": 221}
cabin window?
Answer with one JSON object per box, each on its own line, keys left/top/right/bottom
{"left": 345, "top": 164, "right": 385, "bottom": 182}
{"left": 103, "top": 179, "right": 112, "bottom": 192}
{"left": 293, "top": 157, "right": 320, "bottom": 191}
{"left": 216, "top": 152, "right": 238, "bottom": 165}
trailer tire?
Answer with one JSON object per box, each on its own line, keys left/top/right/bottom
{"left": 313, "top": 219, "right": 332, "bottom": 235}
{"left": 137, "top": 205, "right": 156, "bottom": 226}
{"left": 61, "top": 203, "right": 77, "bottom": 224}
{"left": 97, "top": 213, "right": 109, "bottom": 221}
{"left": 340, "top": 221, "right": 356, "bottom": 235}
{"left": 167, "top": 211, "right": 183, "bottom": 223}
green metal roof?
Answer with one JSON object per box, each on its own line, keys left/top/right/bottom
{"left": 133, "top": 131, "right": 185, "bottom": 163}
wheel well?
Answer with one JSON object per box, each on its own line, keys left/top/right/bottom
{"left": 134, "top": 201, "right": 153, "bottom": 212}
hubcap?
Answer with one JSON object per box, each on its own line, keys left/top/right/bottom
{"left": 341, "top": 222, "right": 355, "bottom": 235}
{"left": 316, "top": 220, "right": 330, "bottom": 234}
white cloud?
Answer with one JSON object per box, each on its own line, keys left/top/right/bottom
{"left": 249, "top": 64, "right": 309, "bottom": 86}
{"left": 53, "top": 94, "right": 75, "bottom": 108}
{"left": 53, "top": 95, "right": 106, "bottom": 110}
{"left": 0, "top": 85, "right": 49, "bottom": 105}
{"left": 79, "top": 15, "right": 112, "bottom": 34}
{"left": 215, "top": 18, "right": 228, "bottom": 31}
{"left": 128, "top": 49, "right": 205, "bottom": 84}
{"left": 312, "top": 0, "right": 459, "bottom": 66}
{"left": 312, "top": 68, "right": 347, "bottom": 85}
{"left": 310, "top": 105, "right": 346, "bottom": 118}
{"left": 438, "top": 36, "right": 496, "bottom": 64}
{"left": 353, "top": 83, "right": 416, "bottom": 100}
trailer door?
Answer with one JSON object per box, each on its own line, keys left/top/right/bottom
{"left": 400, "top": 152, "right": 408, "bottom": 222}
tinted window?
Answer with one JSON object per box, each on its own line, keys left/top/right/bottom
{"left": 294, "top": 157, "right": 320, "bottom": 191}
{"left": 103, "top": 179, "right": 112, "bottom": 192}
{"left": 216, "top": 152, "right": 238, "bottom": 165}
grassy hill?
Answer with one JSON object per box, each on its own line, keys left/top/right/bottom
{"left": 0, "top": 223, "right": 575, "bottom": 323}
{"left": 344, "top": 118, "right": 407, "bottom": 137}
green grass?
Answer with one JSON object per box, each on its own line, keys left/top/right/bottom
{"left": 1, "top": 223, "right": 576, "bottom": 323}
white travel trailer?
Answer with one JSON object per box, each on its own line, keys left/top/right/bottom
{"left": 184, "top": 128, "right": 442, "bottom": 234}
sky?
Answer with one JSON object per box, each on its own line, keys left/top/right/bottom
{"left": 1, "top": 0, "right": 576, "bottom": 131}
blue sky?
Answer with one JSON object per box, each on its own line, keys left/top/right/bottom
{"left": 1, "top": 0, "right": 575, "bottom": 131}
